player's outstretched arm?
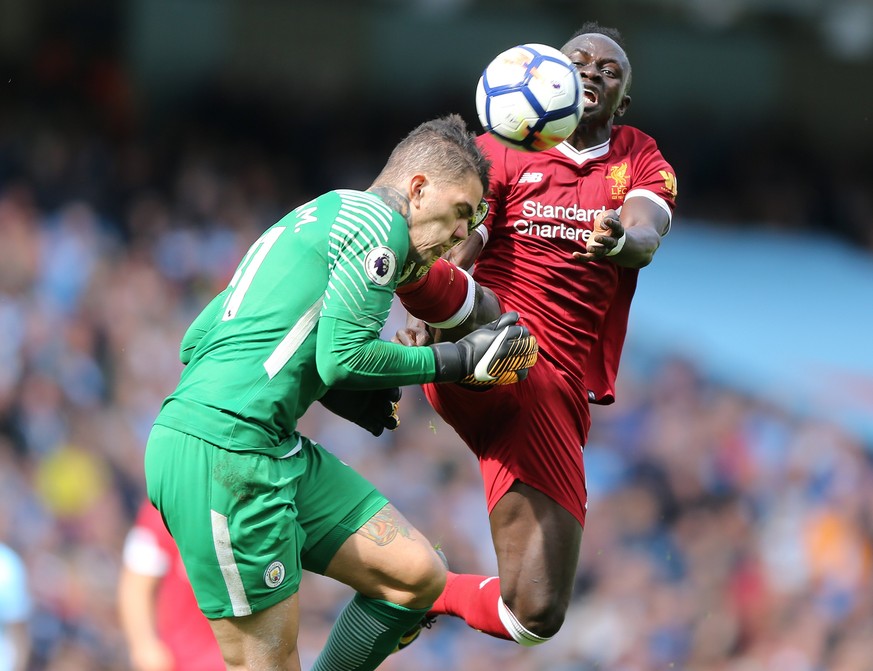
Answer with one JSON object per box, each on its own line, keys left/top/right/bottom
{"left": 317, "top": 310, "right": 535, "bottom": 391}
{"left": 573, "top": 199, "right": 669, "bottom": 268}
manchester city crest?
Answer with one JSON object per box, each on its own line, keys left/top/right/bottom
{"left": 264, "top": 560, "right": 285, "bottom": 588}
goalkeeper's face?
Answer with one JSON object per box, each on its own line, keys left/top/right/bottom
{"left": 406, "top": 171, "right": 482, "bottom": 268}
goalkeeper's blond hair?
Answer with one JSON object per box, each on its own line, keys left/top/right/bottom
{"left": 374, "top": 114, "right": 490, "bottom": 194}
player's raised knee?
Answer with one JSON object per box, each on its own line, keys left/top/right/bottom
{"left": 499, "top": 596, "right": 566, "bottom": 643}
{"left": 390, "top": 546, "right": 447, "bottom": 609}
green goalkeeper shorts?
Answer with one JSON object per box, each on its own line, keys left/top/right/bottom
{"left": 144, "top": 424, "right": 388, "bottom": 619}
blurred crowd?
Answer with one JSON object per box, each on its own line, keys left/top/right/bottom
{"left": 3, "top": 39, "right": 873, "bottom": 671}
{"left": 1, "top": 127, "right": 873, "bottom": 671}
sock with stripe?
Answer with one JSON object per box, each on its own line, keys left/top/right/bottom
{"left": 429, "top": 571, "right": 512, "bottom": 640}
{"left": 311, "top": 593, "right": 431, "bottom": 671}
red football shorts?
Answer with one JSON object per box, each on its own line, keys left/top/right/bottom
{"left": 424, "top": 354, "right": 591, "bottom": 526}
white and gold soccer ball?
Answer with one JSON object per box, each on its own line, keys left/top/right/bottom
{"left": 476, "top": 43, "right": 584, "bottom": 152}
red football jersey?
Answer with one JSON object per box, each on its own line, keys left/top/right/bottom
{"left": 474, "top": 126, "right": 677, "bottom": 403}
{"left": 123, "top": 501, "right": 225, "bottom": 671}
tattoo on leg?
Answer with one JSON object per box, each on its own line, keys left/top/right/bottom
{"left": 358, "top": 506, "right": 414, "bottom": 546}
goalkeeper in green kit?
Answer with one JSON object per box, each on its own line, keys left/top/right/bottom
{"left": 144, "top": 114, "right": 537, "bottom": 671}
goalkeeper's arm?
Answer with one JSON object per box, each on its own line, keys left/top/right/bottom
{"left": 317, "top": 311, "right": 536, "bottom": 389}
{"left": 180, "top": 290, "right": 228, "bottom": 364}
{"left": 317, "top": 252, "right": 534, "bottom": 389}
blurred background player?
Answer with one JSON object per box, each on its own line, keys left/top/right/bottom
{"left": 118, "top": 499, "right": 225, "bottom": 671}
{"left": 396, "top": 23, "right": 677, "bottom": 648}
{"left": 0, "top": 542, "right": 31, "bottom": 671}
{"left": 144, "top": 114, "right": 537, "bottom": 671}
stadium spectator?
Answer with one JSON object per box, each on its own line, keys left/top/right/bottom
{"left": 0, "top": 541, "right": 31, "bottom": 671}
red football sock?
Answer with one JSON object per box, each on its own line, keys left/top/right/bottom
{"left": 430, "top": 571, "right": 512, "bottom": 640}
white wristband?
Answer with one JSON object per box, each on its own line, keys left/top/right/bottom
{"left": 475, "top": 224, "right": 489, "bottom": 245}
{"left": 606, "top": 231, "right": 626, "bottom": 256}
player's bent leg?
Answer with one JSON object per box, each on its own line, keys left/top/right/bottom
{"left": 393, "top": 546, "right": 448, "bottom": 653}
{"left": 431, "top": 481, "right": 582, "bottom": 643}
{"left": 311, "top": 504, "right": 446, "bottom": 671}
{"left": 208, "top": 593, "right": 301, "bottom": 671}
{"left": 146, "top": 428, "right": 308, "bottom": 669}
{"left": 325, "top": 503, "right": 446, "bottom": 607}
{"left": 490, "top": 481, "right": 582, "bottom": 639}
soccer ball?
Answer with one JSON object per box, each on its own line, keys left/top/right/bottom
{"left": 476, "top": 43, "right": 583, "bottom": 152}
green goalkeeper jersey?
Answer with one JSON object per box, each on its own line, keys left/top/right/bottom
{"left": 154, "top": 189, "right": 436, "bottom": 457}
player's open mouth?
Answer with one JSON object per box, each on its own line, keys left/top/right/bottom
{"left": 583, "top": 87, "right": 598, "bottom": 105}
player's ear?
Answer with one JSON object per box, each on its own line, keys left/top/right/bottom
{"left": 409, "top": 174, "right": 427, "bottom": 208}
{"left": 614, "top": 94, "right": 631, "bottom": 118}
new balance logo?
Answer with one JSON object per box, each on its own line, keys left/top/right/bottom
{"left": 518, "top": 172, "right": 543, "bottom": 184}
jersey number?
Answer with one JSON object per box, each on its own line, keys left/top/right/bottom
{"left": 222, "top": 226, "right": 285, "bottom": 321}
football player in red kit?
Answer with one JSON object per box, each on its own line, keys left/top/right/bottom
{"left": 396, "top": 22, "right": 678, "bottom": 647}
{"left": 118, "top": 500, "right": 225, "bottom": 671}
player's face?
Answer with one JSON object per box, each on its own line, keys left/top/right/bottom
{"left": 563, "top": 34, "right": 631, "bottom": 123}
{"left": 407, "top": 172, "right": 483, "bottom": 267}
